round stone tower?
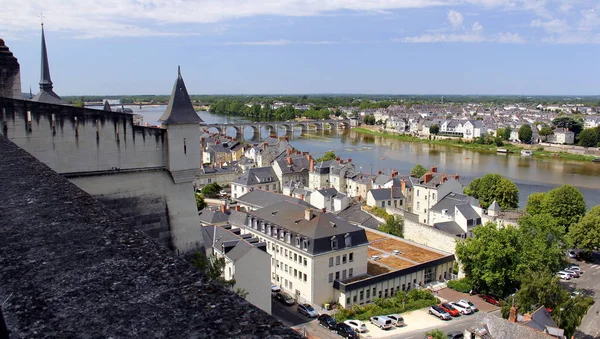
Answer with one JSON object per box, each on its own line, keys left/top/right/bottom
{"left": 0, "top": 38, "right": 23, "bottom": 99}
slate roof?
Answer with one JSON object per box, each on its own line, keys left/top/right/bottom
{"left": 434, "top": 221, "right": 465, "bottom": 236}
{"left": 236, "top": 189, "right": 314, "bottom": 209}
{"left": 316, "top": 188, "right": 338, "bottom": 197}
{"left": 159, "top": 66, "right": 203, "bottom": 125}
{"left": 232, "top": 167, "right": 278, "bottom": 186}
{"left": 368, "top": 187, "right": 405, "bottom": 201}
{"left": 522, "top": 306, "right": 562, "bottom": 336}
{"left": 0, "top": 135, "right": 299, "bottom": 338}
{"left": 198, "top": 209, "right": 230, "bottom": 225}
{"left": 373, "top": 174, "right": 392, "bottom": 186}
{"left": 202, "top": 225, "right": 257, "bottom": 262}
{"left": 275, "top": 155, "right": 310, "bottom": 174}
{"left": 456, "top": 204, "right": 480, "bottom": 220}
{"left": 336, "top": 204, "right": 382, "bottom": 229}
{"left": 103, "top": 100, "right": 111, "bottom": 112}
{"left": 430, "top": 192, "right": 479, "bottom": 213}
{"left": 31, "top": 25, "right": 67, "bottom": 105}
{"left": 235, "top": 201, "right": 369, "bottom": 255}
{"left": 488, "top": 200, "right": 500, "bottom": 212}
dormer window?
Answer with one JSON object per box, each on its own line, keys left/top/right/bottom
{"left": 302, "top": 239, "right": 309, "bottom": 251}
{"left": 345, "top": 233, "right": 352, "bottom": 247}
{"left": 286, "top": 233, "right": 292, "bottom": 244}
{"left": 331, "top": 236, "right": 338, "bottom": 250}
{"left": 295, "top": 236, "right": 301, "bottom": 248}
{"left": 280, "top": 231, "right": 285, "bottom": 240}
{"left": 261, "top": 222, "right": 266, "bottom": 232}
{"left": 267, "top": 225, "right": 271, "bottom": 236}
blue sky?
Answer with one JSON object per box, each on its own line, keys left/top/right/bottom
{"left": 1, "top": 0, "right": 599, "bottom": 96}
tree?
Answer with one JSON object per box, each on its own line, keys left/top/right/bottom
{"left": 195, "top": 193, "right": 206, "bottom": 211}
{"left": 502, "top": 126, "right": 512, "bottom": 141}
{"left": 463, "top": 174, "right": 519, "bottom": 209}
{"left": 539, "top": 125, "right": 554, "bottom": 138}
{"left": 456, "top": 223, "right": 521, "bottom": 297}
{"left": 525, "top": 192, "right": 546, "bottom": 216}
{"left": 552, "top": 116, "right": 583, "bottom": 136}
{"left": 317, "top": 151, "right": 337, "bottom": 162}
{"left": 567, "top": 205, "right": 600, "bottom": 253}
{"left": 578, "top": 128, "right": 598, "bottom": 147}
{"left": 494, "top": 136, "right": 504, "bottom": 147}
{"left": 424, "top": 329, "right": 446, "bottom": 339}
{"left": 429, "top": 124, "right": 440, "bottom": 135}
{"left": 201, "top": 182, "right": 222, "bottom": 198}
{"left": 411, "top": 164, "right": 427, "bottom": 178}
{"left": 379, "top": 215, "right": 404, "bottom": 238}
{"left": 508, "top": 271, "right": 568, "bottom": 314}
{"left": 191, "top": 252, "right": 235, "bottom": 288}
{"left": 518, "top": 124, "right": 533, "bottom": 144}
{"left": 516, "top": 214, "right": 566, "bottom": 275}
{"left": 540, "top": 185, "right": 586, "bottom": 233}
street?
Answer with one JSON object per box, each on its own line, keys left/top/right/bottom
{"left": 568, "top": 254, "right": 600, "bottom": 339}
{"left": 271, "top": 298, "right": 340, "bottom": 339}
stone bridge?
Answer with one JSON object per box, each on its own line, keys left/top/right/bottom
{"left": 202, "top": 119, "right": 351, "bottom": 138}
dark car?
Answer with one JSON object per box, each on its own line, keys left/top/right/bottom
{"left": 273, "top": 292, "right": 295, "bottom": 306}
{"left": 335, "top": 322, "right": 359, "bottom": 339}
{"left": 440, "top": 303, "right": 460, "bottom": 317}
{"left": 297, "top": 303, "right": 318, "bottom": 317}
{"left": 447, "top": 331, "right": 464, "bottom": 339}
{"left": 481, "top": 294, "right": 500, "bottom": 306}
{"left": 318, "top": 314, "right": 337, "bottom": 330}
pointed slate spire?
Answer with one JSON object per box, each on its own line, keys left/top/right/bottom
{"left": 103, "top": 100, "right": 112, "bottom": 112}
{"left": 488, "top": 200, "right": 500, "bottom": 212}
{"left": 159, "top": 66, "right": 203, "bottom": 125}
{"left": 39, "top": 24, "right": 53, "bottom": 91}
{"left": 29, "top": 86, "right": 33, "bottom": 99}
{"left": 32, "top": 24, "right": 66, "bottom": 104}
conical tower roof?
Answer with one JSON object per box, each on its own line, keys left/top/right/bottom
{"left": 103, "top": 100, "right": 112, "bottom": 112}
{"left": 159, "top": 66, "right": 203, "bottom": 125}
{"left": 488, "top": 200, "right": 500, "bottom": 212}
{"left": 32, "top": 24, "right": 66, "bottom": 105}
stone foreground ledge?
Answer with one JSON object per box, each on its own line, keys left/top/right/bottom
{"left": 0, "top": 136, "right": 300, "bottom": 338}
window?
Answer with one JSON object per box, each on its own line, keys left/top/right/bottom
{"left": 417, "top": 202, "right": 420, "bottom": 210}
{"left": 387, "top": 200, "right": 391, "bottom": 206}
{"left": 342, "top": 254, "right": 347, "bottom": 264}
{"left": 381, "top": 201, "right": 385, "bottom": 208}
{"left": 349, "top": 268, "right": 353, "bottom": 277}
{"left": 303, "top": 258, "right": 307, "bottom": 266}
{"left": 294, "top": 253, "right": 297, "bottom": 262}
{"left": 285, "top": 264, "right": 288, "bottom": 273}
{"left": 432, "top": 193, "right": 436, "bottom": 200}
{"left": 335, "top": 271, "right": 340, "bottom": 280}
{"left": 286, "top": 233, "right": 291, "bottom": 244}
{"left": 294, "top": 269, "right": 297, "bottom": 278}
{"left": 331, "top": 237, "right": 338, "bottom": 250}
{"left": 328, "top": 273, "right": 333, "bottom": 283}
{"left": 366, "top": 289, "right": 370, "bottom": 298}
{"left": 276, "top": 260, "right": 279, "bottom": 268}
{"left": 353, "top": 295, "right": 357, "bottom": 303}
{"left": 302, "top": 240, "right": 309, "bottom": 250}
{"left": 336, "top": 256, "right": 340, "bottom": 265}
{"left": 346, "top": 297, "right": 350, "bottom": 305}
{"left": 342, "top": 270, "right": 347, "bottom": 279}
{"left": 285, "top": 249, "right": 288, "bottom": 258}
{"left": 349, "top": 253, "right": 354, "bottom": 262}
{"left": 267, "top": 226, "right": 271, "bottom": 236}
{"left": 295, "top": 237, "right": 300, "bottom": 248}
{"left": 261, "top": 223, "right": 265, "bottom": 232}
{"left": 304, "top": 273, "right": 307, "bottom": 282}
{"left": 417, "top": 190, "right": 420, "bottom": 197}
{"left": 289, "top": 282, "right": 292, "bottom": 290}
{"left": 345, "top": 234, "right": 351, "bottom": 247}
{"left": 329, "top": 257, "right": 334, "bottom": 267}
{"left": 273, "top": 184, "right": 276, "bottom": 190}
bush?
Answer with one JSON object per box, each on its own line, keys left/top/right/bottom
{"left": 333, "top": 289, "right": 439, "bottom": 322}
{"left": 371, "top": 206, "right": 390, "bottom": 219}
{"left": 536, "top": 147, "right": 545, "bottom": 151}
{"left": 447, "top": 278, "right": 473, "bottom": 293}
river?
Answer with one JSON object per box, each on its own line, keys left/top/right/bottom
{"left": 99, "top": 105, "right": 600, "bottom": 209}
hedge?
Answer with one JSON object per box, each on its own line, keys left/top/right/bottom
{"left": 446, "top": 278, "right": 473, "bottom": 293}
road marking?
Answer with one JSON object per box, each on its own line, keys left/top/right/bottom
{"left": 590, "top": 264, "right": 599, "bottom": 269}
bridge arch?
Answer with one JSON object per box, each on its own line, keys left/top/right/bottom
{"left": 205, "top": 126, "right": 222, "bottom": 134}
{"left": 278, "top": 123, "right": 293, "bottom": 134}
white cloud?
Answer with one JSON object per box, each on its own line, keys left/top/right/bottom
{"left": 579, "top": 9, "right": 599, "bottom": 31}
{"left": 447, "top": 10, "right": 464, "bottom": 28}
{"left": 471, "top": 21, "right": 483, "bottom": 34}
{"left": 224, "top": 39, "right": 291, "bottom": 46}
{"left": 530, "top": 18, "right": 569, "bottom": 34}
{"left": 497, "top": 32, "right": 525, "bottom": 43}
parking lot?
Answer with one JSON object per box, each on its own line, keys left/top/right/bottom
{"left": 564, "top": 255, "right": 600, "bottom": 339}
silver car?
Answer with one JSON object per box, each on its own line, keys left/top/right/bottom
{"left": 369, "top": 316, "right": 394, "bottom": 330}
{"left": 459, "top": 299, "right": 479, "bottom": 312}
{"left": 386, "top": 314, "right": 405, "bottom": 327}
{"left": 451, "top": 301, "right": 473, "bottom": 315}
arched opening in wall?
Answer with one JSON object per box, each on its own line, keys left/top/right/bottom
{"left": 51, "top": 114, "right": 56, "bottom": 136}
{"left": 184, "top": 138, "right": 187, "bottom": 155}
{"left": 206, "top": 127, "right": 221, "bottom": 135}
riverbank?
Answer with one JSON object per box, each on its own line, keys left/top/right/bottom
{"left": 352, "top": 127, "right": 598, "bottom": 162}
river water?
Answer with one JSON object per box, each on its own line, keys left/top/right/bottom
{"left": 100, "top": 105, "right": 600, "bottom": 208}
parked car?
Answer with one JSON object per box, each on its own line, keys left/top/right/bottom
{"left": 297, "top": 303, "right": 318, "bottom": 317}
{"left": 447, "top": 331, "right": 465, "bottom": 339}
{"left": 270, "top": 284, "right": 281, "bottom": 293}
{"left": 567, "top": 249, "right": 578, "bottom": 259}
{"left": 344, "top": 320, "right": 367, "bottom": 333}
{"left": 480, "top": 294, "right": 500, "bottom": 306}
{"left": 564, "top": 268, "right": 580, "bottom": 278}
{"left": 568, "top": 266, "right": 582, "bottom": 274}
{"left": 557, "top": 272, "right": 571, "bottom": 280}
{"left": 429, "top": 305, "right": 452, "bottom": 320}
{"left": 450, "top": 301, "right": 473, "bottom": 315}
{"left": 318, "top": 314, "right": 337, "bottom": 330}
{"left": 459, "top": 299, "right": 479, "bottom": 312}
{"left": 369, "top": 316, "right": 394, "bottom": 330}
{"left": 273, "top": 292, "right": 295, "bottom": 306}
{"left": 440, "top": 303, "right": 460, "bottom": 317}
{"left": 335, "top": 322, "right": 359, "bottom": 339}
{"left": 387, "top": 314, "right": 406, "bottom": 327}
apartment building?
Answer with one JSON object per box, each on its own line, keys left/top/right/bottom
{"left": 272, "top": 153, "right": 311, "bottom": 187}
{"left": 411, "top": 168, "right": 463, "bottom": 225}
{"left": 228, "top": 201, "right": 369, "bottom": 307}
{"left": 231, "top": 167, "right": 280, "bottom": 199}
{"left": 546, "top": 128, "right": 575, "bottom": 145}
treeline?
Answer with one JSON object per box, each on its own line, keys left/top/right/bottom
{"left": 208, "top": 100, "right": 340, "bottom": 121}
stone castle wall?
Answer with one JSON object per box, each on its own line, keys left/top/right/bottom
{"left": 0, "top": 98, "right": 166, "bottom": 174}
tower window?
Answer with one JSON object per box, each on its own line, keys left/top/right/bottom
{"left": 184, "top": 138, "right": 187, "bottom": 155}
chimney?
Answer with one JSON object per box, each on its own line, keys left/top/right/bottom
{"left": 221, "top": 205, "right": 227, "bottom": 214}
{"left": 219, "top": 161, "right": 223, "bottom": 169}
{"left": 300, "top": 194, "right": 305, "bottom": 201}
{"left": 401, "top": 179, "right": 406, "bottom": 191}
{"left": 509, "top": 305, "right": 519, "bottom": 323}
{"left": 305, "top": 153, "right": 311, "bottom": 162}
{"left": 310, "top": 158, "right": 315, "bottom": 172}
{"left": 262, "top": 142, "right": 267, "bottom": 150}
{"left": 321, "top": 208, "right": 326, "bottom": 213}
{"left": 453, "top": 173, "right": 459, "bottom": 180}
{"left": 287, "top": 148, "right": 292, "bottom": 155}
{"left": 302, "top": 151, "right": 309, "bottom": 156}
{"left": 424, "top": 172, "right": 433, "bottom": 183}
{"left": 211, "top": 163, "right": 215, "bottom": 169}
{"left": 305, "top": 209, "right": 314, "bottom": 221}
{"left": 431, "top": 166, "right": 437, "bottom": 173}
{"left": 441, "top": 174, "right": 447, "bottom": 184}
{"left": 234, "top": 205, "right": 240, "bottom": 211}
{"left": 287, "top": 157, "right": 293, "bottom": 165}
{"left": 378, "top": 170, "right": 382, "bottom": 175}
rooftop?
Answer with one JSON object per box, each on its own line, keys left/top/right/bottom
{"left": 0, "top": 136, "right": 298, "bottom": 338}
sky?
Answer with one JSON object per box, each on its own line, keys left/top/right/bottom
{"left": 1, "top": 0, "right": 599, "bottom": 96}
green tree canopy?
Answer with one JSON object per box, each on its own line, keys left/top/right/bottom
{"left": 552, "top": 116, "right": 583, "bottom": 136}
{"left": 502, "top": 126, "right": 512, "bottom": 141}
{"left": 411, "top": 164, "right": 427, "bottom": 178}
{"left": 516, "top": 213, "right": 566, "bottom": 275}
{"left": 567, "top": 205, "right": 600, "bottom": 253}
{"left": 539, "top": 125, "right": 554, "bottom": 137}
{"left": 316, "top": 151, "right": 337, "bottom": 162}
{"left": 379, "top": 215, "right": 404, "bottom": 238}
{"left": 424, "top": 329, "right": 446, "bottom": 339}
{"left": 463, "top": 174, "right": 519, "bottom": 209}
{"left": 578, "top": 128, "right": 599, "bottom": 147}
{"left": 525, "top": 192, "right": 547, "bottom": 216}
{"left": 429, "top": 124, "right": 440, "bottom": 135}
{"left": 539, "top": 185, "right": 586, "bottom": 233}
{"left": 518, "top": 124, "right": 533, "bottom": 143}
{"left": 195, "top": 193, "right": 206, "bottom": 211}
{"left": 201, "top": 182, "right": 222, "bottom": 198}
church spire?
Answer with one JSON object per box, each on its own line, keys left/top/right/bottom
{"left": 159, "top": 66, "right": 203, "bottom": 125}
{"left": 39, "top": 23, "right": 53, "bottom": 91}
